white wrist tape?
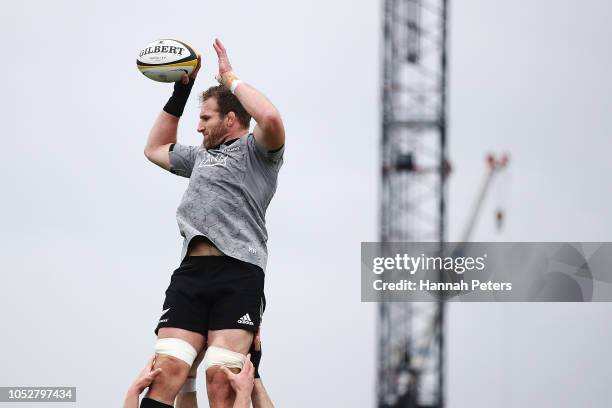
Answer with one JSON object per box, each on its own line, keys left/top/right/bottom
{"left": 216, "top": 71, "right": 242, "bottom": 93}
{"left": 230, "top": 79, "right": 243, "bottom": 94}
{"left": 179, "top": 377, "right": 197, "bottom": 393}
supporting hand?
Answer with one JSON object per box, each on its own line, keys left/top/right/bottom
{"left": 220, "top": 354, "right": 255, "bottom": 404}
{"left": 128, "top": 355, "right": 163, "bottom": 395}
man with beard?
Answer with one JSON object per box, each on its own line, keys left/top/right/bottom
{"left": 138, "top": 38, "right": 284, "bottom": 408}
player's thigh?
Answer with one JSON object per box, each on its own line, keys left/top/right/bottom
{"left": 158, "top": 327, "right": 206, "bottom": 351}
{"left": 207, "top": 328, "right": 254, "bottom": 354}
{"left": 207, "top": 293, "right": 263, "bottom": 354}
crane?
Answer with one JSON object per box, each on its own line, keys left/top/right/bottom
{"left": 461, "top": 154, "right": 510, "bottom": 242}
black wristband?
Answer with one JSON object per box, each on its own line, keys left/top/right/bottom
{"left": 163, "top": 79, "right": 195, "bottom": 117}
{"left": 249, "top": 343, "right": 262, "bottom": 379}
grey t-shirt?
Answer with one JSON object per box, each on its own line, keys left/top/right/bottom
{"left": 168, "top": 132, "right": 283, "bottom": 271}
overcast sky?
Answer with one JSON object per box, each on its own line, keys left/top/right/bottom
{"left": 1, "top": 0, "right": 611, "bottom": 407}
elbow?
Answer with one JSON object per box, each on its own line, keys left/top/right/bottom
{"left": 144, "top": 146, "right": 154, "bottom": 162}
{"left": 262, "top": 109, "right": 282, "bottom": 126}
{"left": 260, "top": 109, "right": 284, "bottom": 134}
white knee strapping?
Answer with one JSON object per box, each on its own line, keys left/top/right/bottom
{"left": 155, "top": 338, "right": 198, "bottom": 367}
{"left": 203, "top": 346, "right": 245, "bottom": 371}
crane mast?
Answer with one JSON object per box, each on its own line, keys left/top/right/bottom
{"left": 378, "top": 0, "right": 449, "bottom": 406}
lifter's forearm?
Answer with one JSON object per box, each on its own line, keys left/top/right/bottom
{"left": 252, "top": 379, "right": 274, "bottom": 408}
{"left": 122, "top": 388, "right": 141, "bottom": 408}
{"left": 144, "top": 111, "right": 179, "bottom": 154}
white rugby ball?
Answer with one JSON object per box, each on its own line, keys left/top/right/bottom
{"left": 136, "top": 39, "right": 198, "bottom": 83}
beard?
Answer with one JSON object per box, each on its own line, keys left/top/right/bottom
{"left": 203, "top": 122, "right": 227, "bottom": 149}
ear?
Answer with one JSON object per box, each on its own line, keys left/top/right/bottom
{"left": 226, "top": 111, "right": 237, "bottom": 127}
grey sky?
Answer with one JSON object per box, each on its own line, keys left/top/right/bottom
{"left": 1, "top": 0, "right": 611, "bottom": 407}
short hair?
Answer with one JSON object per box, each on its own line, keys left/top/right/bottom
{"left": 201, "top": 85, "right": 251, "bottom": 129}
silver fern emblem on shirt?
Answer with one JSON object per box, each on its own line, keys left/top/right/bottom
{"left": 198, "top": 152, "right": 228, "bottom": 167}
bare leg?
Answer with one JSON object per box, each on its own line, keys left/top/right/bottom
{"left": 205, "top": 329, "right": 254, "bottom": 408}
{"left": 175, "top": 347, "right": 206, "bottom": 408}
{"left": 145, "top": 328, "right": 205, "bottom": 406}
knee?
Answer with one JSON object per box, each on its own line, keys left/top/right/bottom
{"left": 206, "top": 366, "right": 235, "bottom": 404}
{"left": 153, "top": 337, "right": 198, "bottom": 384}
{"left": 146, "top": 338, "right": 199, "bottom": 403}
{"left": 203, "top": 346, "right": 247, "bottom": 406}
{"left": 156, "top": 354, "right": 188, "bottom": 379}
{"left": 147, "top": 355, "right": 190, "bottom": 398}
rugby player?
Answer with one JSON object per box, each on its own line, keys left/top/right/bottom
{"left": 137, "top": 38, "right": 284, "bottom": 408}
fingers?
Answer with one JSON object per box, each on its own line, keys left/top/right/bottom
{"left": 212, "top": 38, "right": 232, "bottom": 75}
{"left": 243, "top": 354, "right": 254, "bottom": 376}
{"left": 220, "top": 365, "right": 234, "bottom": 379}
{"left": 214, "top": 38, "right": 226, "bottom": 54}
{"left": 146, "top": 354, "right": 160, "bottom": 378}
{"left": 213, "top": 38, "right": 229, "bottom": 59}
{"left": 213, "top": 40, "right": 222, "bottom": 57}
{"left": 180, "top": 53, "right": 201, "bottom": 84}
{"left": 134, "top": 366, "right": 162, "bottom": 393}
{"left": 190, "top": 54, "right": 202, "bottom": 78}
{"left": 147, "top": 367, "right": 163, "bottom": 382}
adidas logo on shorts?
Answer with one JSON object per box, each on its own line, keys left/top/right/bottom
{"left": 237, "top": 313, "right": 254, "bottom": 326}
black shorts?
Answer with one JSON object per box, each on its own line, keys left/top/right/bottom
{"left": 155, "top": 256, "right": 265, "bottom": 337}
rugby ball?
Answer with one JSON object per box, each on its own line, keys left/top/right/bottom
{"left": 136, "top": 39, "right": 198, "bottom": 83}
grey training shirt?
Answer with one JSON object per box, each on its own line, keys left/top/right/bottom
{"left": 169, "top": 132, "right": 283, "bottom": 271}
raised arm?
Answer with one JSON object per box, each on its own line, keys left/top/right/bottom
{"left": 213, "top": 39, "right": 285, "bottom": 151}
{"left": 144, "top": 111, "right": 179, "bottom": 171}
{"left": 144, "top": 55, "right": 201, "bottom": 170}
